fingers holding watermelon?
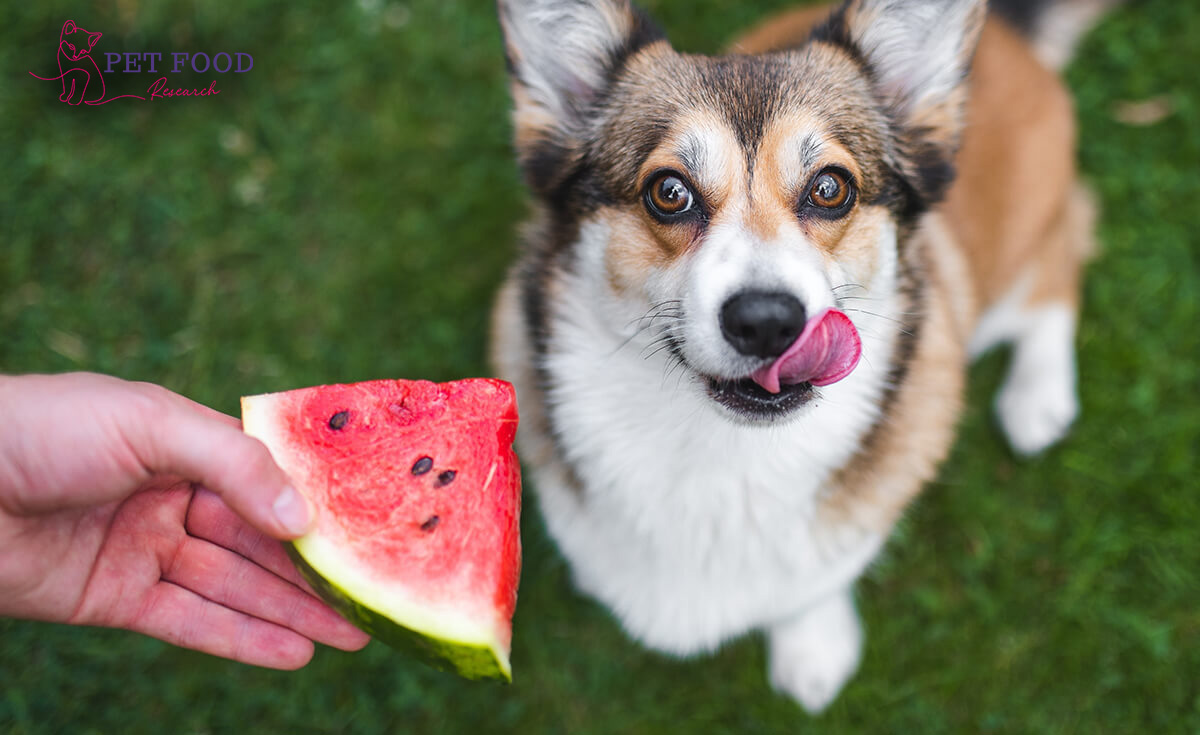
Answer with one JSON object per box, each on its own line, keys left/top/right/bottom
{"left": 130, "top": 576, "right": 324, "bottom": 670}
{"left": 0, "top": 372, "right": 521, "bottom": 678}
{"left": 0, "top": 372, "right": 368, "bottom": 669}
{"left": 184, "top": 487, "right": 316, "bottom": 589}
{"left": 181, "top": 488, "right": 371, "bottom": 653}
{"left": 149, "top": 503, "right": 371, "bottom": 668}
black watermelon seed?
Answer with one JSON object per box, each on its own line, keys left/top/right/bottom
{"left": 435, "top": 470, "right": 457, "bottom": 488}
{"left": 328, "top": 411, "right": 350, "bottom": 430}
{"left": 420, "top": 515, "right": 440, "bottom": 532}
{"left": 411, "top": 456, "right": 434, "bottom": 475}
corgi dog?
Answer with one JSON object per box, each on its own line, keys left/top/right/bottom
{"left": 492, "top": 0, "right": 1108, "bottom": 712}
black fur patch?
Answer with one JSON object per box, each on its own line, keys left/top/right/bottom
{"left": 909, "top": 139, "right": 958, "bottom": 206}
{"left": 521, "top": 139, "right": 574, "bottom": 197}
{"left": 601, "top": 6, "right": 666, "bottom": 90}
{"left": 808, "top": 5, "right": 858, "bottom": 58}
{"left": 520, "top": 208, "right": 582, "bottom": 351}
{"left": 988, "top": 0, "right": 1042, "bottom": 36}
{"left": 879, "top": 138, "right": 958, "bottom": 227}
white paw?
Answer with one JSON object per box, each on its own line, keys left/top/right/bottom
{"left": 994, "top": 305, "right": 1080, "bottom": 456}
{"left": 767, "top": 594, "right": 862, "bottom": 714}
{"left": 995, "top": 359, "right": 1079, "bottom": 457}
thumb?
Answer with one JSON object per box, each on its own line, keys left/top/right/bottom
{"left": 126, "top": 384, "right": 316, "bottom": 540}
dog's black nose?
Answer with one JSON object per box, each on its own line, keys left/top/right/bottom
{"left": 720, "top": 291, "right": 807, "bottom": 358}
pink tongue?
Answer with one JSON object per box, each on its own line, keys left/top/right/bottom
{"left": 749, "top": 308, "right": 862, "bottom": 394}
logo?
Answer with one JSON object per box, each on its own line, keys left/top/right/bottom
{"left": 28, "top": 19, "right": 253, "bottom": 105}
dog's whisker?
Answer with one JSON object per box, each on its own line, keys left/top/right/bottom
{"left": 835, "top": 299, "right": 921, "bottom": 317}
{"left": 613, "top": 303, "right": 688, "bottom": 359}
{"left": 643, "top": 338, "right": 679, "bottom": 363}
{"left": 626, "top": 314, "right": 683, "bottom": 335}
{"left": 661, "top": 351, "right": 692, "bottom": 390}
{"left": 624, "top": 300, "right": 684, "bottom": 328}
{"left": 841, "top": 307, "right": 916, "bottom": 335}
{"left": 638, "top": 339, "right": 669, "bottom": 360}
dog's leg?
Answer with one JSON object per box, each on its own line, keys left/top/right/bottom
{"left": 767, "top": 589, "right": 862, "bottom": 714}
{"left": 973, "top": 185, "right": 1095, "bottom": 456}
{"left": 993, "top": 301, "right": 1080, "bottom": 456}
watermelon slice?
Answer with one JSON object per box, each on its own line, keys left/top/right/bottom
{"left": 240, "top": 378, "right": 521, "bottom": 681}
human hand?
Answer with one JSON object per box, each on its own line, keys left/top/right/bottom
{"left": 0, "top": 372, "right": 370, "bottom": 668}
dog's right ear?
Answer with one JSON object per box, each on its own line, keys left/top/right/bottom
{"left": 497, "top": 0, "right": 664, "bottom": 195}
{"left": 814, "top": 0, "right": 985, "bottom": 207}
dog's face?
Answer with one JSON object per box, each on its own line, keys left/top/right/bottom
{"left": 500, "top": 0, "right": 984, "bottom": 423}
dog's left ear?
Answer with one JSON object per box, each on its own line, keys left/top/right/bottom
{"left": 817, "top": 0, "right": 986, "bottom": 204}
{"left": 497, "top": 0, "right": 664, "bottom": 195}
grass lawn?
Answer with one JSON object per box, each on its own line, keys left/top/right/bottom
{"left": 2, "top": 1, "right": 1197, "bottom": 732}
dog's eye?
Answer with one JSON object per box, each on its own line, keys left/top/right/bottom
{"left": 804, "top": 169, "right": 856, "bottom": 217}
{"left": 644, "top": 172, "right": 695, "bottom": 220}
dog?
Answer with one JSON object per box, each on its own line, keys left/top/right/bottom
{"left": 491, "top": 0, "right": 1109, "bottom": 712}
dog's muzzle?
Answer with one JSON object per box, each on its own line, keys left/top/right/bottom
{"left": 706, "top": 297, "right": 863, "bottom": 421}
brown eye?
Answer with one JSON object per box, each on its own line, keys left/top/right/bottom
{"left": 808, "top": 170, "right": 852, "bottom": 210}
{"left": 645, "top": 172, "right": 695, "bottom": 219}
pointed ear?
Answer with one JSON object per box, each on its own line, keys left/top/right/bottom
{"left": 839, "top": 0, "right": 984, "bottom": 135}
{"left": 817, "top": 0, "right": 985, "bottom": 202}
{"left": 497, "top": 0, "right": 664, "bottom": 194}
{"left": 87, "top": 31, "right": 102, "bottom": 48}
{"left": 63, "top": 20, "right": 77, "bottom": 35}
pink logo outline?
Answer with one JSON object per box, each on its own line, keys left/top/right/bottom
{"left": 28, "top": 19, "right": 145, "bottom": 105}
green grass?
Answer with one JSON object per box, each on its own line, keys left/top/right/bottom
{"left": 2, "top": 1, "right": 1198, "bottom": 733}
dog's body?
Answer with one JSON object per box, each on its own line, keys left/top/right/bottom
{"left": 492, "top": 0, "right": 1102, "bottom": 711}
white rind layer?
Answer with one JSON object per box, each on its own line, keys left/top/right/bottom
{"left": 292, "top": 530, "right": 505, "bottom": 662}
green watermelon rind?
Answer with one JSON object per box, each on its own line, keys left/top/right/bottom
{"left": 285, "top": 540, "right": 511, "bottom": 682}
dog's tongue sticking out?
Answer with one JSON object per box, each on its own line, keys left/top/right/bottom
{"left": 750, "top": 309, "right": 862, "bottom": 394}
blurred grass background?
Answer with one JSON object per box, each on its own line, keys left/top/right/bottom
{"left": 1, "top": 1, "right": 1197, "bottom": 733}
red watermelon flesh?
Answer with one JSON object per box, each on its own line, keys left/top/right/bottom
{"left": 241, "top": 378, "right": 521, "bottom": 681}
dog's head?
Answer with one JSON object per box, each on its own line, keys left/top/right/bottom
{"left": 499, "top": 0, "right": 985, "bottom": 423}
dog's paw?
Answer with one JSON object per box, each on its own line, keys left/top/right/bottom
{"left": 996, "top": 368, "right": 1078, "bottom": 456}
{"left": 767, "top": 593, "right": 862, "bottom": 714}
{"left": 994, "top": 305, "right": 1080, "bottom": 456}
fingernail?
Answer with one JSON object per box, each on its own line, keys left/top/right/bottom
{"left": 273, "top": 486, "right": 314, "bottom": 536}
